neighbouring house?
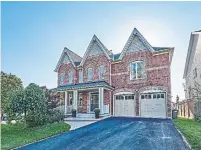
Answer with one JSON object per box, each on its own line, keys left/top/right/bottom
{"left": 52, "top": 28, "right": 174, "bottom": 118}
{"left": 179, "top": 30, "right": 201, "bottom": 119}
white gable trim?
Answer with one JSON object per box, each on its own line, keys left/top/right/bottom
{"left": 119, "top": 28, "right": 155, "bottom": 60}
{"left": 54, "top": 47, "right": 76, "bottom": 72}
{"left": 79, "top": 35, "right": 111, "bottom": 66}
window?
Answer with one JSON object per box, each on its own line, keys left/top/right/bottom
{"left": 60, "top": 73, "right": 65, "bottom": 85}
{"left": 193, "top": 67, "right": 197, "bottom": 78}
{"left": 69, "top": 72, "right": 73, "bottom": 84}
{"left": 88, "top": 68, "right": 93, "bottom": 81}
{"left": 78, "top": 93, "right": 83, "bottom": 106}
{"left": 99, "top": 66, "right": 105, "bottom": 80}
{"left": 79, "top": 71, "right": 83, "bottom": 83}
{"left": 130, "top": 61, "right": 145, "bottom": 80}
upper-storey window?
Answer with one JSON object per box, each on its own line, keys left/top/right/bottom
{"left": 88, "top": 68, "right": 93, "bottom": 81}
{"left": 99, "top": 66, "right": 105, "bottom": 80}
{"left": 79, "top": 71, "right": 83, "bottom": 83}
{"left": 60, "top": 73, "right": 65, "bottom": 85}
{"left": 130, "top": 61, "right": 145, "bottom": 80}
{"left": 69, "top": 72, "right": 73, "bottom": 84}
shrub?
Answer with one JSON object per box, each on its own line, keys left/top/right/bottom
{"left": 47, "top": 110, "right": 64, "bottom": 124}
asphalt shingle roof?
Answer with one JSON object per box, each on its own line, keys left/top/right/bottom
{"left": 52, "top": 81, "right": 113, "bottom": 91}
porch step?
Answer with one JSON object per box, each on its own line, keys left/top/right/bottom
{"left": 64, "top": 113, "right": 111, "bottom": 121}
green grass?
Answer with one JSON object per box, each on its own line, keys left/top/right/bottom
{"left": 1, "top": 122, "right": 71, "bottom": 150}
{"left": 173, "top": 118, "right": 201, "bottom": 150}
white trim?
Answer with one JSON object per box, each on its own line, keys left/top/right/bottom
{"left": 139, "top": 91, "right": 167, "bottom": 118}
{"left": 129, "top": 61, "right": 145, "bottom": 80}
{"left": 114, "top": 92, "right": 134, "bottom": 95}
{"left": 140, "top": 89, "right": 166, "bottom": 94}
{"left": 64, "top": 91, "right": 68, "bottom": 114}
{"left": 79, "top": 35, "right": 111, "bottom": 66}
{"left": 54, "top": 47, "right": 76, "bottom": 72}
{"left": 119, "top": 28, "right": 155, "bottom": 60}
{"left": 87, "top": 67, "right": 93, "bottom": 82}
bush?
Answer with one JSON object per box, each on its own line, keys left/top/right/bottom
{"left": 47, "top": 110, "right": 64, "bottom": 124}
{"left": 194, "top": 114, "right": 201, "bottom": 123}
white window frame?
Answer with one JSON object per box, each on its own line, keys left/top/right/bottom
{"left": 60, "top": 73, "right": 65, "bottom": 85}
{"left": 79, "top": 71, "right": 83, "bottom": 83}
{"left": 99, "top": 65, "right": 105, "bottom": 80}
{"left": 130, "top": 61, "right": 145, "bottom": 80}
{"left": 69, "top": 71, "right": 73, "bottom": 84}
{"left": 87, "top": 68, "right": 93, "bottom": 81}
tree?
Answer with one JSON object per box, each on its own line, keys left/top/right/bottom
{"left": 1, "top": 71, "right": 23, "bottom": 116}
{"left": 9, "top": 83, "right": 48, "bottom": 127}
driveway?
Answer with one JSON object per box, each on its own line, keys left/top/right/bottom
{"left": 17, "top": 117, "right": 189, "bottom": 150}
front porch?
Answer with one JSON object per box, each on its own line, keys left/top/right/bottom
{"left": 52, "top": 81, "right": 114, "bottom": 117}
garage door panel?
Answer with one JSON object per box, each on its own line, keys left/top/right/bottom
{"left": 115, "top": 94, "right": 135, "bottom": 117}
{"left": 140, "top": 93, "right": 166, "bottom": 118}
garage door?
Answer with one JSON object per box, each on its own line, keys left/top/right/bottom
{"left": 115, "top": 94, "right": 135, "bottom": 117}
{"left": 140, "top": 93, "right": 166, "bottom": 118}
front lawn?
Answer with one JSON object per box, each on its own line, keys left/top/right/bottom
{"left": 1, "top": 122, "right": 71, "bottom": 150}
{"left": 173, "top": 118, "right": 201, "bottom": 150}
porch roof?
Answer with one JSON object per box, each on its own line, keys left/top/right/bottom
{"left": 52, "top": 81, "right": 114, "bottom": 91}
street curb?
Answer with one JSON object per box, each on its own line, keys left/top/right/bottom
{"left": 175, "top": 127, "right": 192, "bottom": 150}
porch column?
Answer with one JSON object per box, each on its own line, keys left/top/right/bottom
{"left": 73, "top": 90, "right": 78, "bottom": 110}
{"left": 64, "top": 91, "right": 68, "bottom": 114}
{"left": 99, "top": 87, "right": 104, "bottom": 114}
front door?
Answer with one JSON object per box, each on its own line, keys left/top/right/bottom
{"left": 90, "top": 92, "right": 99, "bottom": 112}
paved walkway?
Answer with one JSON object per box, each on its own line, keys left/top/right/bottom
{"left": 65, "top": 121, "right": 96, "bottom": 130}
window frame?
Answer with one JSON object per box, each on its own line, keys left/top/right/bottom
{"left": 68, "top": 71, "right": 73, "bottom": 84}
{"left": 99, "top": 65, "right": 105, "bottom": 80}
{"left": 130, "top": 61, "right": 145, "bottom": 80}
{"left": 79, "top": 71, "right": 83, "bottom": 83}
{"left": 60, "top": 73, "right": 65, "bottom": 85}
{"left": 87, "top": 68, "right": 93, "bottom": 81}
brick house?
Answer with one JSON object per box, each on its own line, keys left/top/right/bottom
{"left": 53, "top": 28, "right": 174, "bottom": 118}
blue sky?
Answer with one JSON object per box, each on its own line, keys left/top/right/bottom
{"left": 2, "top": 2, "right": 201, "bottom": 101}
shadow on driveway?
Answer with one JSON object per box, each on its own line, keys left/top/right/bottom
{"left": 17, "top": 117, "right": 190, "bottom": 150}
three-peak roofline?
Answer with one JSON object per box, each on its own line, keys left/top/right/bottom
{"left": 54, "top": 28, "right": 174, "bottom": 72}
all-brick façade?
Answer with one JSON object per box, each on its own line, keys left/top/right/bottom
{"left": 53, "top": 28, "right": 174, "bottom": 118}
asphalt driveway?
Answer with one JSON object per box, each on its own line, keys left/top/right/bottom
{"left": 17, "top": 117, "right": 189, "bottom": 150}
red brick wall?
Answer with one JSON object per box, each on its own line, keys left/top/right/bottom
{"left": 82, "top": 55, "right": 111, "bottom": 84}
{"left": 104, "top": 90, "right": 110, "bottom": 105}
{"left": 58, "top": 63, "right": 77, "bottom": 86}
{"left": 111, "top": 51, "right": 171, "bottom": 117}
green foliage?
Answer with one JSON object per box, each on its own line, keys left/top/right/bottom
{"left": 174, "top": 118, "right": 201, "bottom": 150}
{"left": 47, "top": 109, "right": 65, "bottom": 124}
{"left": 1, "top": 71, "right": 23, "bottom": 114}
{"left": 1, "top": 123, "right": 70, "bottom": 150}
{"left": 8, "top": 83, "right": 48, "bottom": 127}
{"left": 94, "top": 108, "right": 100, "bottom": 113}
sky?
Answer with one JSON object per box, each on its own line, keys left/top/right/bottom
{"left": 2, "top": 1, "right": 201, "bottom": 102}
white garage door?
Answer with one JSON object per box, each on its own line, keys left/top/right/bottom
{"left": 115, "top": 94, "right": 136, "bottom": 117}
{"left": 140, "top": 93, "right": 166, "bottom": 118}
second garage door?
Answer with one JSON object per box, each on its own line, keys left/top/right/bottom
{"left": 115, "top": 94, "right": 136, "bottom": 117}
{"left": 140, "top": 93, "right": 166, "bottom": 118}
